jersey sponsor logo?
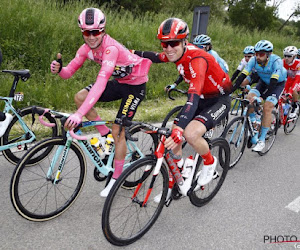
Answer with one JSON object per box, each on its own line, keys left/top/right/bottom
{"left": 208, "top": 75, "right": 225, "bottom": 95}
{"left": 186, "top": 45, "right": 197, "bottom": 50}
{"left": 102, "top": 60, "right": 115, "bottom": 67}
{"left": 210, "top": 104, "right": 226, "bottom": 120}
{"left": 189, "top": 62, "right": 196, "bottom": 78}
{"left": 122, "top": 94, "right": 134, "bottom": 115}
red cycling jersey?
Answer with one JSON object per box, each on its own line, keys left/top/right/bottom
{"left": 158, "top": 43, "right": 232, "bottom": 98}
{"left": 282, "top": 58, "right": 300, "bottom": 94}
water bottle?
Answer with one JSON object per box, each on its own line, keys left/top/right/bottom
{"left": 90, "top": 137, "right": 106, "bottom": 158}
{"left": 283, "top": 103, "right": 290, "bottom": 116}
{"left": 181, "top": 155, "right": 194, "bottom": 179}
{"left": 105, "top": 134, "right": 114, "bottom": 155}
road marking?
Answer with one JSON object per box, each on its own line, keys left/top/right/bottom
{"left": 286, "top": 196, "right": 300, "bottom": 213}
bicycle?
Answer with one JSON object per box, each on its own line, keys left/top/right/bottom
{"left": 0, "top": 69, "right": 58, "bottom": 164}
{"left": 277, "top": 93, "right": 300, "bottom": 134}
{"left": 101, "top": 120, "right": 230, "bottom": 246}
{"left": 222, "top": 97, "right": 279, "bottom": 168}
{"left": 10, "top": 108, "right": 158, "bottom": 221}
{"left": 230, "top": 89, "right": 245, "bottom": 116}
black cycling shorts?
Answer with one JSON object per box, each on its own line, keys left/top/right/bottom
{"left": 254, "top": 79, "right": 285, "bottom": 100}
{"left": 85, "top": 80, "right": 146, "bottom": 125}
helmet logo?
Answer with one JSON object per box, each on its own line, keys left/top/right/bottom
{"left": 175, "top": 21, "right": 183, "bottom": 35}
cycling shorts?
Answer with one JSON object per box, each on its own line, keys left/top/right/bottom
{"left": 173, "top": 95, "right": 230, "bottom": 131}
{"left": 85, "top": 80, "right": 146, "bottom": 125}
{"left": 253, "top": 79, "right": 285, "bottom": 101}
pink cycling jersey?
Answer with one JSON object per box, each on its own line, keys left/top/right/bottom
{"left": 58, "top": 34, "right": 151, "bottom": 116}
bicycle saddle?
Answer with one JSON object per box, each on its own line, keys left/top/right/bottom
{"left": 2, "top": 69, "right": 31, "bottom": 81}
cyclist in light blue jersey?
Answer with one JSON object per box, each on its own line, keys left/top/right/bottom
{"left": 193, "top": 34, "right": 229, "bottom": 73}
{"left": 232, "top": 40, "right": 287, "bottom": 152}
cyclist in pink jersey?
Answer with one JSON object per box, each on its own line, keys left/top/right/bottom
{"left": 50, "top": 8, "right": 152, "bottom": 197}
{"left": 282, "top": 46, "right": 300, "bottom": 118}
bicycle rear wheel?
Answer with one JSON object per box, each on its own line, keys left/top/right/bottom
{"left": 258, "top": 110, "right": 279, "bottom": 156}
{"left": 102, "top": 156, "right": 169, "bottom": 246}
{"left": 284, "top": 104, "right": 300, "bottom": 134}
{"left": 10, "top": 137, "right": 86, "bottom": 221}
{"left": 222, "top": 116, "right": 247, "bottom": 168}
{"left": 189, "top": 138, "right": 230, "bottom": 207}
{"left": 2, "top": 106, "right": 58, "bottom": 165}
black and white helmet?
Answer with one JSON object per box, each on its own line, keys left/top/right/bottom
{"left": 283, "top": 46, "right": 298, "bottom": 57}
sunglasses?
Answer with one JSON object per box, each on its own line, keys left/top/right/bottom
{"left": 255, "top": 52, "right": 266, "bottom": 57}
{"left": 244, "top": 55, "right": 253, "bottom": 58}
{"left": 197, "top": 45, "right": 206, "bottom": 49}
{"left": 284, "top": 55, "right": 292, "bottom": 58}
{"left": 82, "top": 29, "right": 102, "bottom": 37}
{"left": 161, "top": 40, "right": 181, "bottom": 48}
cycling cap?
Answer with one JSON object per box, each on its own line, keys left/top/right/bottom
{"left": 283, "top": 46, "right": 298, "bottom": 56}
{"left": 78, "top": 8, "right": 106, "bottom": 30}
{"left": 193, "top": 34, "right": 211, "bottom": 46}
{"left": 254, "top": 40, "right": 273, "bottom": 52}
{"left": 243, "top": 46, "right": 255, "bottom": 54}
{"left": 157, "top": 18, "right": 189, "bottom": 40}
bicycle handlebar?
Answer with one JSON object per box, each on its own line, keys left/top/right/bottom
{"left": 167, "top": 88, "right": 187, "bottom": 101}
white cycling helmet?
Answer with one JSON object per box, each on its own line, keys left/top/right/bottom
{"left": 78, "top": 8, "right": 106, "bottom": 30}
{"left": 283, "top": 46, "right": 298, "bottom": 57}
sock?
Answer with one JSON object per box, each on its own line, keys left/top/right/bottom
{"left": 94, "top": 115, "right": 110, "bottom": 136}
{"left": 259, "top": 126, "right": 269, "bottom": 142}
{"left": 201, "top": 150, "right": 214, "bottom": 165}
{"left": 112, "top": 159, "right": 125, "bottom": 179}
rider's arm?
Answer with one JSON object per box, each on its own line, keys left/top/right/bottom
{"left": 176, "top": 58, "right": 206, "bottom": 129}
{"left": 133, "top": 50, "right": 167, "bottom": 63}
{"left": 58, "top": 45, "right": 87, "bottom": 79}
{"left": 231, "top": 69, "right": 241, "bottom": 82}
{"left": 174, "top": 75, "right": 183, "bottom": 86}
{"left": 76, "top": 46, "right": 118, "bottom": 116}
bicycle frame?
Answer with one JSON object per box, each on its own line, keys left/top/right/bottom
{"left": 46, "top": 120, "right": 147, "bottom": 184}
{"left": 0, "top": 96, "right": 35, "bottom": 151}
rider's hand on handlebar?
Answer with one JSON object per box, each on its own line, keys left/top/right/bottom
{"left": 164, "top": 83, "right": 177, "bottom": 93}
{"left": 64, "top": 112, "right": 83, "bottom": 130}
{"left": 165, "top": 126, "right": 183, "bottom": 150}
{"left": 50, "top": 53, "right": 63, "bottom": 74}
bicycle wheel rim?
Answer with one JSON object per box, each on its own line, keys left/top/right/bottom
{"left": 284, "top": 107, "right": 299, "bottom": 134}
{"left": 10, "top": 138, "right": 86, "bottom": 221}
{"left": 102, "top": 156, "right": 168, "bottom": 246}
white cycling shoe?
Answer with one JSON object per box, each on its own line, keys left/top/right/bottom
{"left": 197, "top": 156, "right": 217, "bottom": 186}
{"left": 100, "top": 178, "right": 116, "bottom": 197}
{"left": 153, "top": 188, "right": 172, "bottom": 203}
{"left": 0, "top": 113, "right": 13, "bottom": 137}
{"left": 252, "top": 140, "right": 265, "bottom": 152}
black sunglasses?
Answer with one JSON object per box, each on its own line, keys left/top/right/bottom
{"left": 161, "top": 41, "right": 181, "bottom": 48}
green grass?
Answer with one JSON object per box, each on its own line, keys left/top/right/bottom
{"left": 0, "top": 0, "right": 299, "bottom": 122}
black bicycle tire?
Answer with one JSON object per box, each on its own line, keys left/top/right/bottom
{"left": 102, "top": 156, "right": 169, "bottom": 246}
{"left": 284, "top": 106, "right": 299, "bottom": 134}
{"left": 222, "top": 116, "right": 247, "bottom": 168}
{"left": 189, "top": 137, "right": 230, "bottom": 207}
{"left": 161, "top": 105, "right": 183, "bottom": 128}
{"left": 258, "top": 110, "right": 279, "bottom": 156}
{"left": 10, "top": 137, "right": 86, "bottom": 221}
{"left": 2, "top": 106, "right": 58, "bottom": 165}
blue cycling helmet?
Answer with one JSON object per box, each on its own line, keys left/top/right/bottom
{"left": 243, "top": 46, "right": 255, "bottom": 54}
{"left": 193, "top": 34, "right": 211, "bottom": 46}
{"left": 254, "top": 40, "right": 273, "bottom": 52}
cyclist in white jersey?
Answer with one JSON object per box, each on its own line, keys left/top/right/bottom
{"left": 50, "top": 8, "right": 152, "bottom": 197}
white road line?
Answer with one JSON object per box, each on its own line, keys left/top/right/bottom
{"left": 286, "top": 196, "right": 300, "bottom": 213}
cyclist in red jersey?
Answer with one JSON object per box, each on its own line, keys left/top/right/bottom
{"left": 282, "top": 46, "right": 300, "bottom": 118}
{"left": 132, "top": 18, "right": 232, "bottom": 186}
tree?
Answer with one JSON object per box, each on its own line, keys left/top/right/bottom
{"left": 227, "top": 0, "right": 277, "bottom": 30}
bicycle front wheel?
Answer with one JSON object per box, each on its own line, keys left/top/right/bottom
{"left": 10, "top": 137, "right": 86, "bottom": 221}
{"left": 189, "top": 137, "right": 230, "bottom": 207}
{"left": 258, "top": 110, "right": 279, "bottom": 156}
{"left": 222, "top": 116, "right": 247, "bottom": 168}
{"left": 2, "top": 106, "right": 58, "bottom": 165}
{"left": 102, "top": 156, "right": 169, "bottom": 246}
{"left": 284, "top": 104, "right": 300, "bottom": 134}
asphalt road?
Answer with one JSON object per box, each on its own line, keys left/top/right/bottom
{"left": 1, "top": 120, "right": 300, "bottom": 250}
